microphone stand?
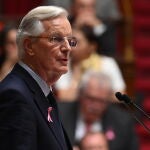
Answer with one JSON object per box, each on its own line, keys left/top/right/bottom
{"left": 115, "top": 92, "right": 150, "bottom": 134}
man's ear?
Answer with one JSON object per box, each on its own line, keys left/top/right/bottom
{"left": 23, "top": 38, "right": 35, "bottom": 56}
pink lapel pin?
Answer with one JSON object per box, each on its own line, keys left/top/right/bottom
{"left": 105, "top": 128, "right": 116, "bottom": 141}
{"left": 47, "top": 107, "right": 53, "bottom": 122}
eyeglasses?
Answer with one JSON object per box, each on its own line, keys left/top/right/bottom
{"left": 30, "top": 35, "right": 77, "bottom": 47}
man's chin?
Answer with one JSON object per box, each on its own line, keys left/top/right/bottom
{"left": 61, "top": 69, "right": 68, "bottom": 75}
{"left": 60, "top": 66, "right": 69, "bottom": 74}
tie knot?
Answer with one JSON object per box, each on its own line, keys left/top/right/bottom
{"left": 47, "top": 92, "right": 57, "bottom": 108}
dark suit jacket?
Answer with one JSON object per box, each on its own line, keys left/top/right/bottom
{"left": 0, "top": 64, "right": 72, "bottom": 150}
{"left": 58, "top": 101, "right": 139, "bottom": 150}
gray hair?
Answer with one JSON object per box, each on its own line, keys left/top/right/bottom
{"left": 79, "top": 70, "right": 113, "bottom": 93}
{"left": 16, "top": 6, "right": 68, "bottom": 58}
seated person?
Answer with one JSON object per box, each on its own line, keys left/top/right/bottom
{"left": 79, "top": 131, "right": 109, "bottom": 150}
{"left": 0, "top": 24, "right": 18, "bottom": 81}
{"left": 58, "top": 70, "right": 139, "bottom": 150}
{"left": 69, "top": 0, "right": 117, "bottom": 57}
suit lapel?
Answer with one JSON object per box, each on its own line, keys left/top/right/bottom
{"left": 34, "top": 93, "right": 67, "bottom": 149}
{"left": 12, "top": 64, "right": 67, "bottom": 149}
{"left": 47, "top": 92, "right": 68, "bottom": 149}
{"left": 12, "top": 64, "right": 50, "bottom": 122}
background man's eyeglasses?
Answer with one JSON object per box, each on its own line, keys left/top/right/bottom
{"left": 30, "top": 35, "right": 77, "bottom": 47}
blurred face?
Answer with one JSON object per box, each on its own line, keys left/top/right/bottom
{"left": 80, "top": 78, "right": 110, "bottom": 123}
{"left": 24, "top": 16, "right": 73, "bottom": 84}
{"left": 71, "top": 29, "right": 93, "bottom": 62}
{"left": 73, "top": 0, "right": 96, "bottom": 16}
{"left": 81, "top": 133, "right": 109, "bottom": 150}
{"left": 5, "top": 29, "right": 18, "bottom": 62}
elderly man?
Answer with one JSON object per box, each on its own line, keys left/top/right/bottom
{"left": 79, "top": 131, "right": 109, "bottom": 150}
{"left": 58, "top": 71, "right": 139, "bottom": 150}
{"left": 0, "top": 6, "right": 77, "bottom": 150}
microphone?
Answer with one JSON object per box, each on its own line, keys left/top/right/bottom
{"left": 115, "top": 92, "right": 131, "bottom": 104}
{"left": 115, "top": 92, "right": 150, "bottom": 134}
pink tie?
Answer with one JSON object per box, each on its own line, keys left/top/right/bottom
{"left": 47, "top": 107, "right": 53, "bottom": 122}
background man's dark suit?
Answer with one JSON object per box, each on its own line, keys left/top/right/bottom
{"left": 58, "top": 101, "right": 139, "bottom": 150}
{"left": 0, "top": 64, "right": 72, "bottom": 150}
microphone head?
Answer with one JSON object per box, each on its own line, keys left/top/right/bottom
{"left": 115, "top": 92, "right": 131, "bottom": 104}
{"left": 115, "top": 92, "right": 123, "bottom": 101}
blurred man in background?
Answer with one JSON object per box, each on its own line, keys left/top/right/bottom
{"left": 58, "top": 70, "right": 139, "bottom": 150}
{"left": 79, "top": 131, "right": 109, "bottom": 150}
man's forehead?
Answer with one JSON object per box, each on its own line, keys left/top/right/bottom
{"left": 40, "top": 18, "right": 72, "bottom": 36}
{"left": 75, "top": 0, "right": 96, "bottom": 5}
{"left": 42, "top": 16, "right": 68, "bottom": 25}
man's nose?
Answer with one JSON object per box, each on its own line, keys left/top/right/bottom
{"left": 61, "top": 39, "right": 72, "bottom": 51}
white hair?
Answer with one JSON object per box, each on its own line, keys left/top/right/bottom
{"left": 16, "top": 6, "right": 68, "bottom": 58}
{"left": 79, "top": 70, "right": 113, "bottom": 93}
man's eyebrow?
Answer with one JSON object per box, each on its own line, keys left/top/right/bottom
{"left": 49, "top": 31, "right": 73, "bottom": 37}
{"left": 50, "top": 32, "right": 62, "bottom": 36}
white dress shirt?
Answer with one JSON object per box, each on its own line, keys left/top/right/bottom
{"left": 19, "top": 61, "right": 51, "bottom": 97}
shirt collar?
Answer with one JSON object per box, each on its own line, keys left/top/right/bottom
{"left": 19, "top": 61, "right": 51, "bottom": 97}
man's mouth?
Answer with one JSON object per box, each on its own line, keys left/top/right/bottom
{"left": 59, "top": 58, "right": 68, "bottom": 65}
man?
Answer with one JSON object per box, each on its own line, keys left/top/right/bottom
{"left": 58, "top": 71, "right": 139, "bottom": 150}
{"left": 79, "top": 131, "right": 109, "bottom": 150}
{"left": 0, "top": 6, "right": 77, "bottom": 150}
